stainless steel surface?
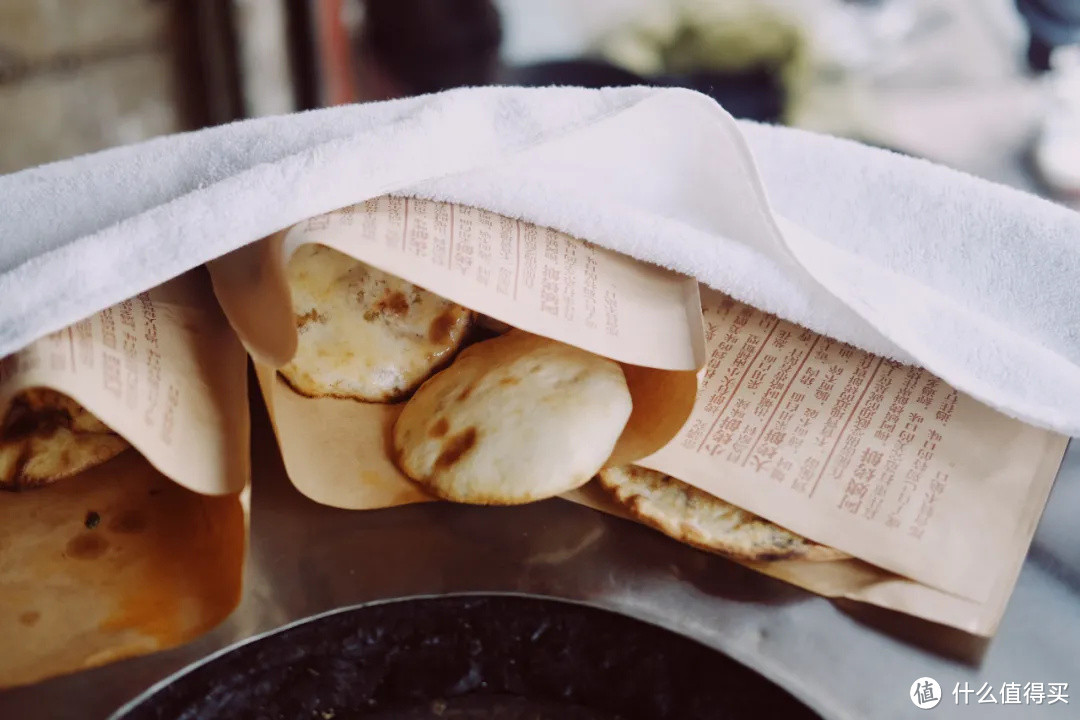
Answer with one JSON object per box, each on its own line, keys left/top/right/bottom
{"left": 2, "top": 400, "right": 1078, "bottom": 720}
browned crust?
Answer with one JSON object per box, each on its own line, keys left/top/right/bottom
{"left": 278, "top": 309, "right": 476, "bottom": 405}
{"left": 0, "top": 433, "right": 129, "bottom": 492}
{"left": 0, "top": 441, "right": 36, "bottom": 491}
{"left": 404, "top": 470, "right": 594, "bottom": 506}
{"left": 597, "top": 469, "right": 848, "bottom": 563}
{"left": 1, "top": 388, "right": 129, "bottom": 491}
{"left": 276, "top": 369, "right": 411, "bottom": 404}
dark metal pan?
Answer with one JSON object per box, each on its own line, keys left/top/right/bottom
{"left": 113, "top": 594, "right": 821, "bottom": 719}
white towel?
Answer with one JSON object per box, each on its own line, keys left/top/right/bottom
{"left": 2, "top": 86, "right": 1079, "bottom": 435}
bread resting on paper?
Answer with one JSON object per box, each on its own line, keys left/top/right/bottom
{"left": 281, "top": 244, "right": 473, "bottom": 403}
{"left": 393, "top": 330, "right": 633, "bottom": 504}
{"left": 598, "top": 465, "right": 847, "bottom": 562}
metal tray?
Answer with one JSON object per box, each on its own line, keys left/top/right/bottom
{"left": 2, "top": 396, "right": 1078, "bottom": 719}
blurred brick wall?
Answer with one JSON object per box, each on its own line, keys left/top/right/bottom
{"left": 0, "top": 0, "right": 182, "bottom": 173}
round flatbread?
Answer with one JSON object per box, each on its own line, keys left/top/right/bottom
{"left": 0, "top": 388, "right": 130, "bottom": 490}
{"left": 281, "top": 244, "right": 473, "bottom": 402}
{"left": 597, "top": 465, "right": 847, "bottom": 562}
{"left": 393, "top": 330, "right": 632, "bottom": 505}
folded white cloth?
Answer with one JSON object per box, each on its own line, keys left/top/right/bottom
{"left": 2, "top": 86, "right": 1079, "bottom": 434}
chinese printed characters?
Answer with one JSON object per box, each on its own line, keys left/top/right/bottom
{"left": 953, "top": 681, "right": 1068, "bottom": 706}
{"left": 332, "top": 196, "right": 621, "bottom": 339}
{"left": 0, "top": 292, "right": 179, "bottom": 446}
{"left": 911, "top": 678, "right": 1069, "bottom": 710}
{"left": 294, "top": 195, "right": 704, "bottom": 374}
{"left": 685, "top": 295, "right": 955, "bottom": 541}
{"left": 911, "top": 677, "right": 942, "bottom": 709}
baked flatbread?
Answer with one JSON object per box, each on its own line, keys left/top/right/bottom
{"left": 0, "top": 388, "right": 129, "bottom": 490}
{"left": 598, "top": 465, "right": 847, "bottom": 562}
{"left": 281, "top": 244, "right": 473, "bottom": 402}
{"left": 393, "top": 330, "right": 632, "bottom": 504}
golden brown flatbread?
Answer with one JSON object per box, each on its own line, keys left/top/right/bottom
{"left": 393, "top": 330, "right": 633, "bottom": 505}
{"left": 598, "top": 465, "right": 848, "bottom": 562}
{"left": 281, "top": 244, "right": 473, "bottom": 403}
{"left": 0, "top": 388, "right": 129, "bottom": 490}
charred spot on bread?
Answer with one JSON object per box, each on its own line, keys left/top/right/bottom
{"left": 433, "top": 427, "right": 478, "bottom": 470}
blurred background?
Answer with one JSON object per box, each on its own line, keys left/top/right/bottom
{"left": 1, "top": 0, "right": 1077, "bottom": 208}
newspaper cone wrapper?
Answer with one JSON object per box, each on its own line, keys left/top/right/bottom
{"left": 211, "top": 197, "right": 1065, "bottom": 637}
{"left": 0, "top": 271, "right": 250, "bottom": 688}
{"left": 568, "top": 287, "right": 1066, "bottom": 636}
{"left": 210, "top": 196, "right": 704, "bottom": 509}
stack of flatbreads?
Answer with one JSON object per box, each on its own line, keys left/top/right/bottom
{"left": 0, "top": 243, "right": 843, "bottom": 564}
{"left": 281, "top": 244, "right": 844, "bottom": 564}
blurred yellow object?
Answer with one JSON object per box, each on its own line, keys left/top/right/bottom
{"left": 597, "top": 0, "right": 808, "bottom": 122}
